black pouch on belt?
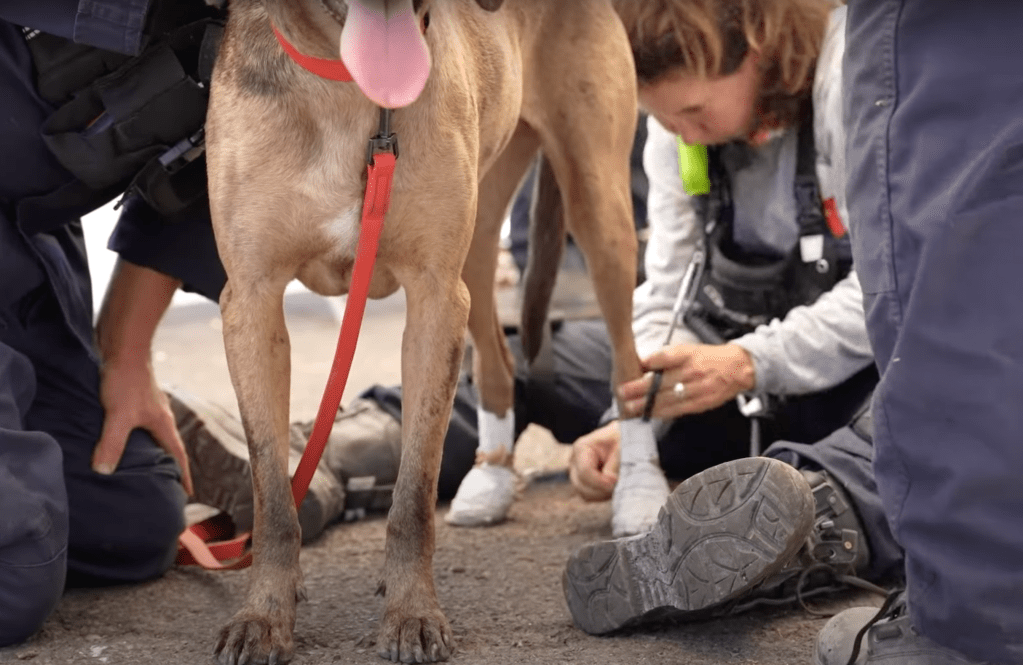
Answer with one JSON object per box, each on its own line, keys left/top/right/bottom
{"left": 31, "top": 18, "right": 223, "bottom": 217}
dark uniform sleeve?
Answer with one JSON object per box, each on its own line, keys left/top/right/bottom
{"left": 109, "top": 197, "right": 226, "bottom": 302}
{"left": 1, "top": 0, "right": 152, "bottom": 56}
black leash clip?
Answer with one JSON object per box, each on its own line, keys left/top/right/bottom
{"left": 366, "top": 107, "right": 400, "bottom": 165}
{"left": 641, "top": 370, "right": 664, "bottom": 422}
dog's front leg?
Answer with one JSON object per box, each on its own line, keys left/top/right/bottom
{"left": 214, "top": 280, "right": 305, "bottom": 665}
{"left": 376, "top": 273, "right": 469, "bottom": 663}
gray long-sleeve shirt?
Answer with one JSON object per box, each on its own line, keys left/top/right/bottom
{"left": 632, "top": 6, "right": 874, "bottom": 397}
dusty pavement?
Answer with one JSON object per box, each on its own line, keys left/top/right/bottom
{"left": 0, "top": 290, "right": 880, "bottom": 665}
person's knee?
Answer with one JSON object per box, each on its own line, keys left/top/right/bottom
{"left": 131, "top": 473, "right": 186, "bottom": 570}
{"left": 67, "top": 466, "right": 185, "bottom": 584}
{"left": 0, "top": 547, "right": 67, "bottom": 647}
{"left": 107, "top": 471, "right": 185, "bottom": 580}
{"left": 0, "top": 375, "right": 70, "bottom": 644}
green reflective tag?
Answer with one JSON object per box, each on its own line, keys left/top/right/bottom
{"left": 676, "top": 137, "right": 710, "bottom": 195}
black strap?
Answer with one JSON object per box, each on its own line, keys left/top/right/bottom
{"left": 702, "top": 145, "right": 731, "bottom": 236}
{"left": 795, "top": 101, "right": 817, "bottom": 180}
{"left": 793, "top": 100, "right": 829, "bottom": 238}
{"left": 197, "top": 21, "right": 224, "bottom": 84}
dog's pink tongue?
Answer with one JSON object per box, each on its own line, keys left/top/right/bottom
{"left": 341, "top": 0, "right": 430, "bottom": 108}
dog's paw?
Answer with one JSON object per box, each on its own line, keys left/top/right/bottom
{"left": 215, "top": 611, "right": 296, "bottom": 665}
{"left": 376, "top": 606, "right": 453, "bottom": 663}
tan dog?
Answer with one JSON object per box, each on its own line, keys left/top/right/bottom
{"left": 205, "top": 0, "right": 643, "bottom": 662}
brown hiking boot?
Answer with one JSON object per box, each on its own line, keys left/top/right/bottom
{"left": 295, "top": 397, "right": 402, "bottom": 520}
{"left": 167, "top": 387, "right": 345, "bottom": 543}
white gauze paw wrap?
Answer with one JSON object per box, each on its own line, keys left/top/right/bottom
{"left": 612, "top": 417, "right": 670, "bottom": 537}
{"left": 444, "top": 407, "right": 516, "bottom": 527}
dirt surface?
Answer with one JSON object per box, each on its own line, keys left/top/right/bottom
{"left": 0, "top": 292, "right": 878, "bottom": 665}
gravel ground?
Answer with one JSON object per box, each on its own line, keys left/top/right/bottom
{"left": 0, "top": 291, "right": 880, "bottom": 665}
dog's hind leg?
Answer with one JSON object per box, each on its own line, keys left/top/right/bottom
{"left": 444, "top": 120, "right": 542, "bottom": 528}
{"left": 518, "top": 152, "right": 567, "bottom": 365}
{"left": 535, "top": 134, "right": 642, "bottom": 390}
{"left": 214, "top": 275, "right": 306, "bottom": 665}
{"left": 542, "top": 128, "right": 670, "bottom": 537}
{"left": 528, "top": 4, "right": 668, "bottom": 537}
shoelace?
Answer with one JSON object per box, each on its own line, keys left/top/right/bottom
{"left": 845, "top": 588, "right": 904, "bottom": 665}
{"left": 795, "top": 563, "right": 890, "bottom": 617}
{"left": 729, "top": 562, "right": 889, "bottom": 617}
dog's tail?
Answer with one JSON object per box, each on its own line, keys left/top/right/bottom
{"left": 520, "top": 153, "right": 566, "bottom": 364}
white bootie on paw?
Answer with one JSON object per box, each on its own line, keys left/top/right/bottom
{"left": 445, "top": 455, "right": 517, "bottom": 527}
{"left": 446, "top": 407, "right": 517, "bottom": 527}
{"left": 611, "top": 418, "right": 670, "bottom": 537}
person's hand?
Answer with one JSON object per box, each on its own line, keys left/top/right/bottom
{"left": 92, "top": 357, "right": 194, "bottom": 495}
{"left": 618, "top": 343, "right": 755, "bottom": 420}
{"left": 93, "top": 259, "right": 189, "bottom": 493}
{"left": 569, "top": 421, "right": 621, "bottom": 502}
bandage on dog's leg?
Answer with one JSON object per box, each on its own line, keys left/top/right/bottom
{"left": 444, "top": 406, "right": 517, "bottom": 527}
{"left": 612, "top": 415, "right": 670, "bottom": 537}
{"left": 476, "top": 406, "right": 514, "bottom": 457}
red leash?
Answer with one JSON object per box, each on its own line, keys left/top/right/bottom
{"left": 177, "top": 26, "right": 397, "bottom": 570}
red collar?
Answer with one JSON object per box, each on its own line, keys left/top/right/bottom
{"left": 272, "top": 25, "right": 354, "bottom": 82}
{"left": 272, "top": 16, "right": 428, "bottom": 83}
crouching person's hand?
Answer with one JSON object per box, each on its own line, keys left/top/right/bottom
{"left": 569, "top": 421, "right": 621, "bottom": 502}
{"left": 94, "top": 356, "right": 193, "bottom": 495}
{"left": 93, "top": 260, "right": 193, "bottom": 495}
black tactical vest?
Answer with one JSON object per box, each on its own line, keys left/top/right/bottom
{"left": 683, "top": 108, "right": 853, "bottom": 344}
{"left": 21, "top": 9, "right": 224, "bottom": 230}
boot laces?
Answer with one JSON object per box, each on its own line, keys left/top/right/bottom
{"left": 846, "top": 588, "right": 904, "bottom": 665}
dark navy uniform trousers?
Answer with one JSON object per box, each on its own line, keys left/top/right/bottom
{"left": 845, "top": 2, "right": 1023, "bottom": 662}
{"left": 0, "top": 1, "right": 222, "bottom": 646}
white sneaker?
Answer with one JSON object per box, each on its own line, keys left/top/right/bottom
{"left": 611, "top": 459, "right": 671, "bottom": 537}
{"left": 445, "top": 448, "right": 517, "bottom": 527}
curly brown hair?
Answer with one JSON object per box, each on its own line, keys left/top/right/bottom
{"left": 615, "top": 0, "right": 834, "bottom": 131}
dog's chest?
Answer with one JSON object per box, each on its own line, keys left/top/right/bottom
{"left": 294, "top": 187, "right": 375, "bottom": 297}
{"left": 323, "top": 204, "right": 363, "bottom": 257}
{"left": 302, "top": 151, "right": 370, "bottom": 260}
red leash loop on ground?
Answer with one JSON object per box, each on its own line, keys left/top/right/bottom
{"left": 176, "top": 154, "right": 396, "bottom": 571}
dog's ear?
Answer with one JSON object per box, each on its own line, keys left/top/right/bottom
{"left": 475, "top": 0, "right": 504, "bottom": 11}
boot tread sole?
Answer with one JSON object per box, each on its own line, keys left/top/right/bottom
{"left": 563, "top": 458, "right": 815, "bottom": 634}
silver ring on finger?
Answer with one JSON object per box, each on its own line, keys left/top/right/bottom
{"left": 672, "top": 382, "right": 686, "bottom": 399}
